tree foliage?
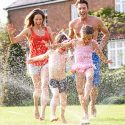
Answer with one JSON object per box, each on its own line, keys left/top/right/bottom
{"left": 0, "top": 24, "right": 32, "bottom": 106}
{"left": 7, "top": 43, "right": 26, "bottom": 76}
{"left": 90, "top": 8, "right": 125, "bottom": 38}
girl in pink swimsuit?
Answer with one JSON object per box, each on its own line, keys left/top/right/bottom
{"left": 52, "top": 25, "right": 112, "bottom": 124}
{"left": 72, "top": 40, "right": 96, "bottom": 73}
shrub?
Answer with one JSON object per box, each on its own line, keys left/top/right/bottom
{"left": 102, "top": 96, "right": 125, "bottom": 104}
{"left": 97, "top": 68, "right": 125, "bottom": 104}
{"left": 6, "top": 43, "right": 26, "bottom": 76}
{"left": 90, "top": 7, "right": 125, "bottom": 38}
{"left": 0, "top": 39, "right": 34, "bottom": 106}
{"left": 2, "top": 76, "right": 33, "bottom": 106}
{"left": 67, "top": 76, "right": 79, "bottom": 105}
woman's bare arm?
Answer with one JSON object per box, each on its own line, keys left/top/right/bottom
{"left": 46, "top": 26, "right": 54, "bottom": 44}
{"left": 7, "top": 24, "right": 30, "bottom": 43}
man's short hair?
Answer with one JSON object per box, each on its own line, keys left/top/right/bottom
{"left": 75, "top": 0, "right": 88, "bottom": 8}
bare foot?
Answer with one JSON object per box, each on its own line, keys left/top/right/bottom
{"left": 50, "top": 116, "right": 58, "bottom": 122}
{"left": 39, "top": 114, "right": 45, "bottom": 121}
{"left": 33, "top": 109, "right": 39, "bottom": 119}
{"left": 81, "top": 116, "right": 90, "bottom": 125}
{"left": 39, "top": 116, "right": 44, "bottom": 121}
{"left": 61, "top": 116, "right": 67, "bottom": 124}
{"left": 91, "top": 107, "right": 96, "bottom": 117}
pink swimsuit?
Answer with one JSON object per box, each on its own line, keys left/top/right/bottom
{"left": 72, "top": 42, "right": 96, "bottom": 73}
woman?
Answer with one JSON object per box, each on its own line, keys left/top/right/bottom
{"left": 7, "top": 8, "right": 53, "bottom": 120}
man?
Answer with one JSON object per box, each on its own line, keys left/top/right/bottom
{"left": 68, "top": 0, "right": 109, "bottom": 123}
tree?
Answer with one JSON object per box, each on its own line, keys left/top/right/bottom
{"left": 7, "top": 43, "right": 26, "bottom": 77}
{"left": 90, "top": 8, "right": 125, "bottom": 38}
{"left": 0, "top": 24, "right": 32, "bottom": 106}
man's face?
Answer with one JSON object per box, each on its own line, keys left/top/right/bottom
{"left": 77, "top": 3, "right": 88, "bottom": 20}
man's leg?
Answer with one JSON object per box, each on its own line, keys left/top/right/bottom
{"left": 90, "top": 52, "right": 101, "bottom": 117}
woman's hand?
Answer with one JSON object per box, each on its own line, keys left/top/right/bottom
{"left": 6, "top": 24, "right": 16, "bottom": 44}
{"left": 6, "top": 24, "right": 16, "bottom": 35}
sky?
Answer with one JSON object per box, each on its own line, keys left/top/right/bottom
{"left": 0, "top": 0, "right": 16, "bottom": 24}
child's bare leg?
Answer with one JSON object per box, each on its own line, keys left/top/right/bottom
{"left": 31, "top": 74, "right": 41, "bottom": 119}
{"left": 75, "top": 73, "right": 85, "bottom": 113}
{"left": 60, "top": 92, "right": 67, "bottom": 123}
{"left": 50, "top": 88, "right": 59, "bottom": 121}
{"left": 40, "top": 65, "right": 49, "bottom": 120}
{"left": 90, "top": 86, "right": 98, "bottom": 117}
{"left": 82, "top": 68, "right": 93, "bottom": 123}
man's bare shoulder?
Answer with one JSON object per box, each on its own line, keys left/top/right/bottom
{"left": 89, "top": 15, "right": 103, "bottom": 23}
{"left": 89, "top": 15, "right": 101, "bottom": 21}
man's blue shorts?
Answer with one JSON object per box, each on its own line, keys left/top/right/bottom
{"left": 92, "top": 52, "right": 101, "bottom": 86}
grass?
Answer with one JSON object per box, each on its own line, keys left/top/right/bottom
{"left": 0, "top": 105, "right": 125, "bottom": 125}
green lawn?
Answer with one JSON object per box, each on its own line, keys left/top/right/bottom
{"left": 0, "top": 105, "right": 125, "bottom": 125}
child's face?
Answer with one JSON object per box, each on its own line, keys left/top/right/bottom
{"left": 54, "top": 33, "right": 68, "bottom": 52}
{"left": 81, "top": 34, "right": 93, "bottom": 44}
{"left": 55, "top": 33, "right": 68, "bottom": 43}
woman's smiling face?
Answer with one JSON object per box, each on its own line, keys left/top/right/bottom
{"left": 33, "top": 14, "right": 43, "bottom": 26}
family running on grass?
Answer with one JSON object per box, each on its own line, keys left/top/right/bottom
{"left": 7, "top": 0, "right": 112, "bottom": 124}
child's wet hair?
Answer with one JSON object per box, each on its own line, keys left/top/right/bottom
{"left": 55, "top": 32, "right": 69, "bottom": 43}
{"left": 81, "top": 25, "right": 94, "bottom": 35}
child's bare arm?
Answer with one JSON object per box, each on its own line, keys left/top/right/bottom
{"left": 92, "top": 42, "right": 112, "bottom": 64}
{"left": 50, "top": 39, "right": 73, "bottom": 49}
{"left": 27, "top": 51, "right": 49, "bottom": 63}
{"left": 62, "top": 40, "right": 73, "bottom": 48}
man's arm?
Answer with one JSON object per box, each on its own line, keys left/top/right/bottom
{"left": 92, "top": 42, "right": 112, "bottom": 64}
{"left": 68, "top": 21, "right": 75, "bottom": 39}
{"left": 98, "top": 19, "right": 110, "bottom": 50}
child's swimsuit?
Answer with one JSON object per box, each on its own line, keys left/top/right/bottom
{"left": 72, "top": 43, "right": 96, "bottom": 73}
{"left": 49, "top": 78, "right": 67, "bottom": 93}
